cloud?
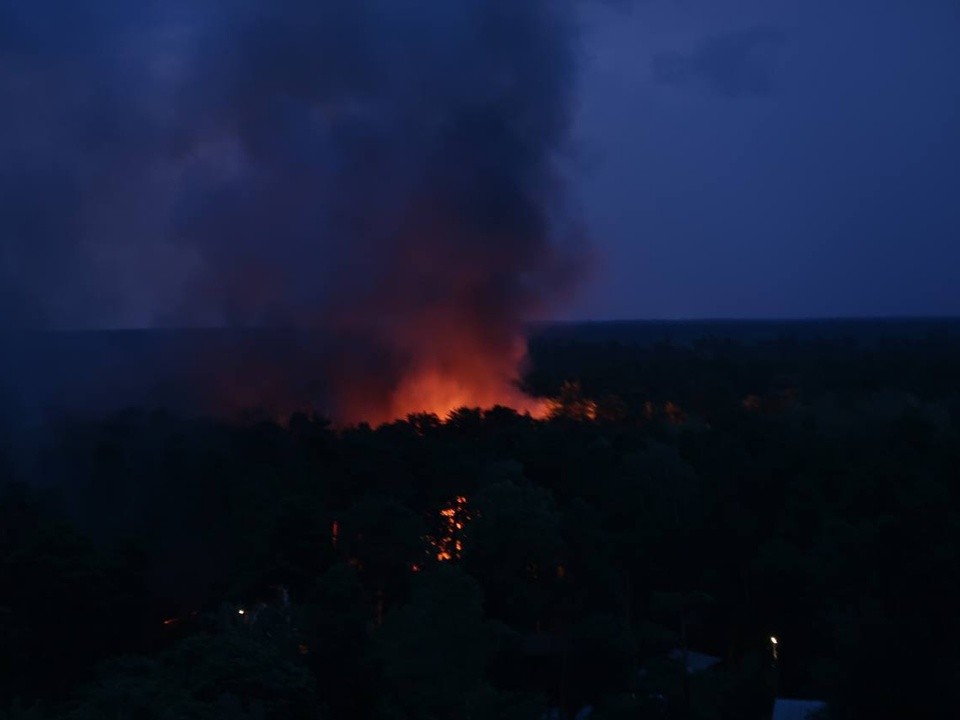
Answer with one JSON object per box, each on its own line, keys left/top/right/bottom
{"left": 652, "top": 26, "right": 789, "bottom": 98}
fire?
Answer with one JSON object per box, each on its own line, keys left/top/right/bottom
{"left": 433, "top": 495, "right": 470, "bottom": 561}
{"left": 388, "top": 368, "right": 550, "bottom": 423}
{"left": 339, "top": 328, "right": 551, "bottom": 426}
{"left": 545, "top": 381, "right": 597, "bottom": 421}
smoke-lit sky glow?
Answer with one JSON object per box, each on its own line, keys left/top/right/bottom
{"left": 573, "top": 0, "right": 960, "bottom": 320}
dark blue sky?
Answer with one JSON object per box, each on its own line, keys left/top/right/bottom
{"left": 571, "top": 0, "right": 960, "bottom": 320}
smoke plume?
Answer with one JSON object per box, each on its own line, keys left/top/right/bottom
{"left": 0, "top": 0, "right": 591, "bottom": 422}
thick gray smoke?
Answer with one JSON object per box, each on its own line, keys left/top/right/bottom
{"left": 0, "top": 0, "right": 592, "bottom": 420}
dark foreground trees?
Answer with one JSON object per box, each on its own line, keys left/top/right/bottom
{"left": 2, "top": 331, "right": 960, "bottom": 719}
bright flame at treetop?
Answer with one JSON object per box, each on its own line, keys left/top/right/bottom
{"left": 337, "top": 326, "right": 551, "bottom": 425}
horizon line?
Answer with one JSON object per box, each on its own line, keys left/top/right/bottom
{"left": 3, "top": 314, "right": 960, "bottom": 333}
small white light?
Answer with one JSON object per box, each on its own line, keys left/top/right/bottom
{"left": 770, "top": 636, "right": 778, "bottom": 645}
{"left": 238, "top": 609, "right": 245, "bottom": 615}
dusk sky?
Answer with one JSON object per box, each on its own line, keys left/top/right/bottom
{"left": 1, "top": 0, "right": 958, "bottom": 328}
{"left": 573, "top": 0, "right": 960, "bottom": 320}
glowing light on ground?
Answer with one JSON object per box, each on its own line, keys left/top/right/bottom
{"left": 433, "top": 495, "right": 470, "bottom": 561}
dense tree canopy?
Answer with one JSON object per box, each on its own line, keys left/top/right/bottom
{"left": 2, "top": 328, "right": 959, "bottom": 718}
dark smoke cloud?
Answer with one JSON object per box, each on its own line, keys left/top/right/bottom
{"left": 0, "top": 0, "right": 587, "bottom": 325}
{"left": 0, "top": 0, "right": 595, "bottom": 418}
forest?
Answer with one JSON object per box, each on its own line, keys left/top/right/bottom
{"left": 2, "top": 323, "right": 959, "bottom": 719}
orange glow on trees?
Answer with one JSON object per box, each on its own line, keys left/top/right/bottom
{"left": 546, "top": 381, "right": 597, "bottom": 421}
{"left": 334, "top": 315, "right": 551, "bottom": 426}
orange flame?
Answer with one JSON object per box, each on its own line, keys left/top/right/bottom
{"left": 387, "top": 368, "right": 550, "bottom": 423}
{"left": 336, "top": 321, "right": 551, "bottom": 426}
{"left": 433, "top": 495, "right": 469, "bottom": 561}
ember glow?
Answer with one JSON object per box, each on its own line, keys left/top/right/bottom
{"left": 545, "top": 381, "right": 598, "bottom": 422}
{"left": 433, "top": 495, "right": 470, "bottom": 561}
